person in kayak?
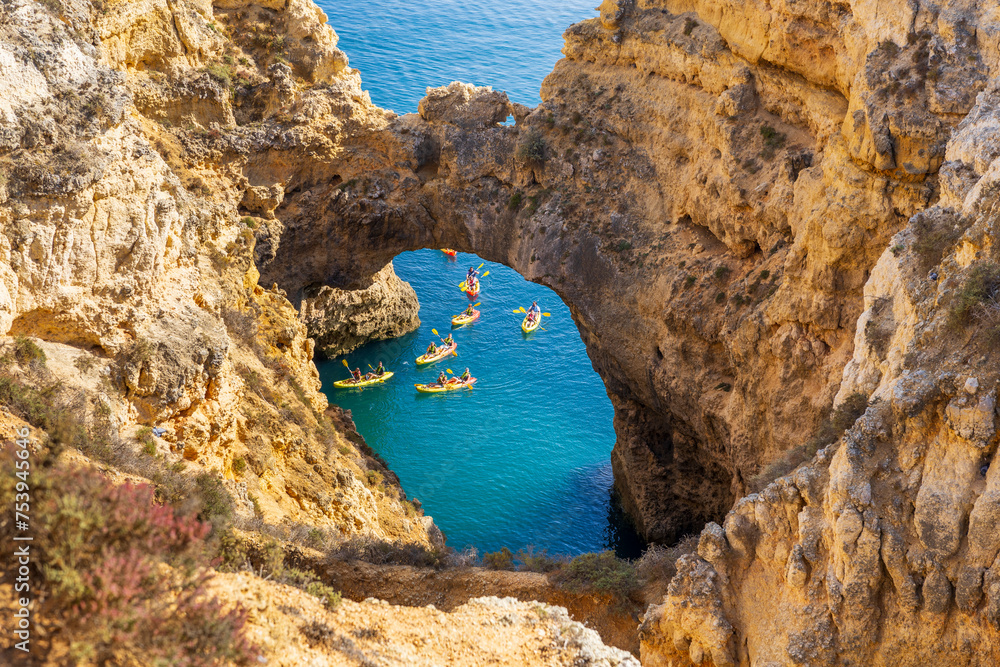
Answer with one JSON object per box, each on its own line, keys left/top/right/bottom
{"left": 425, "top": 341, "right": 438, "bottom": 356}
{"left": 463, "top": 304, "right": 476, "bottom": 317}
{"left": 443, "top": 333, "right": 455, "bottom": 346}
{"left": 351, "top": 367, "right": 363, "bottom": 382}
{"left": 526, "top": 301, "right": 541, "bottom": 323}
{"left": 466, "top": 266, "right": 479, "bottom": 285}
{"left": 375, "top": 361, "right": 386, "bottom": 375}
{"left": 437, "top": 371, "right": 448, "bottom": 385}
{"left": 460, "top": 368, "right": 472, "bottom": 383}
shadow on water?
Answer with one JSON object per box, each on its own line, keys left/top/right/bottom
{"left": 605, "top": 488, "right": 647, "bottom": 560}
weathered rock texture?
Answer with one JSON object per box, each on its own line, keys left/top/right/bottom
{"left": 0, "top": 0, "right": 431, "bottom": 545}
{"left": 7, "top": 0, "right": 1000, "bottom": 664}
{"left": 299, "top": 261, "right": 420, "bottom": 358}
{"left": 207, "top": 573, "right": 639, "bottom": 667}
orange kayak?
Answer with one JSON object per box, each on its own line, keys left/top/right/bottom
{"left": 441, "top": 249, "right": 457, "bottom": 257}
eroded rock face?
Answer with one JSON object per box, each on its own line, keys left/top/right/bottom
{"left": 640, "top": 77, "right": 1000, "bottom": 666}
{"left": 298, "top": 261, "right": 420, "bottom": 358}
{"left": 0, "top": 0, "right": 430, "bottom": 544}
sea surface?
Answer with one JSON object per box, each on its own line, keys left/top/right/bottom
{"left": 312, "top": 2, "right": 638, "bottom": 557}
{"left": 315, "top": 0, "right": 598, "bottom": 112}
{"left": 317, "top": 252, "right": 639, "bottom": 557}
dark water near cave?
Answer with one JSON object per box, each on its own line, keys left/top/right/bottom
{"left": 317, "top": 252, "right": 641, "bottom": 557}
{"left": 311, "top": 3, "right": 642, "bottom": 557}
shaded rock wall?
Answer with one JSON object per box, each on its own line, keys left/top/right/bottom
{"left": 298, "top": 261, "right": 420, "bottom": 359}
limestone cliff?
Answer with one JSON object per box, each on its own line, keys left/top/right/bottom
{"left": 299, "top": 261, "right": 420, "bottom": 359}
{"left": 7, "top": 0, "right": 1000, "bottom": 664}
{"left": 0, "top": 0, "right": 430, "bottom": 545}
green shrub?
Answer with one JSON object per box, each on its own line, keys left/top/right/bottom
{"left": 714, "top": 265, "right": 731, "bottom": 280}
{"left": 684, "top": 274, "right": 696, "bottom": 288}
{"left": 683, "top": 17, "right": 698, "bottom": 35}
{"left": 366, "top": 470, "right": 383, "bottom": 487}
{"left": 950, "top": 262, "right": 1000, "bottom": 329}
{"left": 615, "top": 240, "right": 632, "bottom": 252}
{"left": 715, "top": 291, "right": 726, "bottom": 303}
{"left": 515, "top": 131, "right": 547, "bottom": 164}
{"left": 516, "top": 546, "right": 564, "bottom": 573}
{"left": 483, "top": 547, "right": 516, "bottom": 571}
{"left": 759, "top": 269, "right": 770, "bottom": 280}
{"left": 195, "top": 471, "right": 234, "bottom": 530}
{"left": 879, "top": 39, "right": 900, "bottom": 56}
{"left": 242, "top": 216, "right": 257, "bottom": 229}
{"left": 204, "top": 63, "right": 233, "bottom": 89}
{"left": 232, "top": 456, "right": 247, "bottom": 475}
{"left": 552, "top": 551, "right": 639, "bottom": 601}
{"left": 13, "top": 335, "right": 46, "bottom": 366}
{"left": 328, "top": 535, "right": 448, "bottom": 568}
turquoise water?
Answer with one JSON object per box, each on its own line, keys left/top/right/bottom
{"left": 315, "top": 0, "right": 598, "bottom": 112}
{"left": 317, "top": 251, "right": 633, "bottom": 556}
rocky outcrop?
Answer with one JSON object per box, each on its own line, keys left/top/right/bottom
{"left": 208, "top": 572, "right": 639, "bottom": 667}
{"left": 0, "top": 0, "right": 430, "bottom": 544}
{"left": 299, "top": 261, "right": 420, "bottom": 358}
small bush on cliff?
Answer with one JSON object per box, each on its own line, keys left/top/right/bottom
{"left": 551, "top": 551, "right": 640, "bottom": 603}
{"left": 328, "top": 535, "right": 449, "bottom": 569}
{"left": 683, "top": 17, "right": 698, "bottom": 36}
{"left": 950, "top": 261, "right": 1000, "bottom": 331}
{"left": 516, "top": 546, "right": 564, "bottom": 573}
{"left": 515, "top": 131, "right": 547, "bottom": 164}
{"left": 508, "top": 191, "right": 523, "bottom": 210}
{"left": 204, "top": 63, "right": 234, "bottom": 90}
{"left": 13, "top": 335, "right": 46, "bottom": 366}
{"left": 0, "top": 454, "right": 257, "bottom": 665}
{"left": 483, "top": 547, "right": 516, "bottom": 571}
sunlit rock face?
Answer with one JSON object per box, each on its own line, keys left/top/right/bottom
{"left": 7, "top": 0, "right": 1000, "bottom": 662}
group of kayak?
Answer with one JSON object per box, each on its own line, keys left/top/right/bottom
{"left": 335, "top": 254, "right": 547, "bottom": 392}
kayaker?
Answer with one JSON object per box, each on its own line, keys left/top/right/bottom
{"left": 375, "top": 361, "right": 386, "bottom": 375}
{"left": 463, "top": 304, "right": 476, "bottom": 316}
{"left": 426, "top": 341, "right": 438, "bottom": 355}
{"left": 466, "top": 266, "right": 479, "bottom": 284}
{"left": 460, "top": 368, "right": 472, "bottom": 382}
{"left": 437, "top": 371, "right": 448, "bottom": 385}
{"left": 527, "top": 301, "right": 541, "bottom": 323}
{"left": 351, "top": 367, "right": 363, "bottom": 382}
{"left": 443, "top": 333, "right": 455, "bottom": 346}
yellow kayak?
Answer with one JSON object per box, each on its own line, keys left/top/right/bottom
{"left": 416, "top": 343, "right": 457, "bottom": 365}
{"left": 521, "top": 313, "right": 541, "bottom": 334}
{"left": 415, "top": 378, "right": 477, "bottom": 393}
{"left": 452, "top": 309, "right": 480, "bottom": 327}
{"left": 332, "top": 371, "right": 394, "bottom": 388}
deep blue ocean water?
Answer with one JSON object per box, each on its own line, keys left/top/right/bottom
{"left": 311, "top": 3, "right": 638, "bottom": 557}
{"left": 315, "top": 0, "right": 598, "bottom": 112}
